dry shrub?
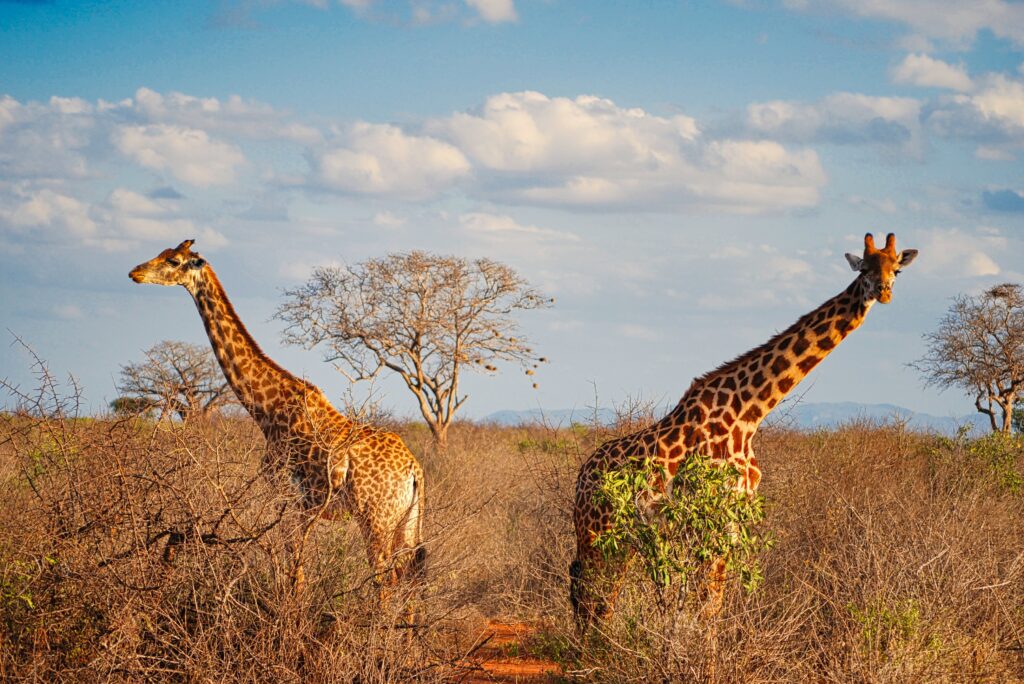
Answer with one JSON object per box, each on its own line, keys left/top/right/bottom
{"left": 575, "top": 421, "right": 1024, "bottom": 682}
{"left": 1, "top": 357, "right": 1022, "bottom": 682}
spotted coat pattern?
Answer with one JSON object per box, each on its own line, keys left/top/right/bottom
{"left": 570, "top": 233, "right": 918, "bottom": 631}
{"left": 130, "top": 240, "right": 425, "bottom": 586}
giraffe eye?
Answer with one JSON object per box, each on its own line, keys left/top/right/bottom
{"left": 166, "top": 258, "right": 180, "bottom": 267}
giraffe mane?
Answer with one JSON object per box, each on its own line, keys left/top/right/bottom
{"left": 205, "top": 270, "right": 319, "bottom": 394}
{"left": 684, "top": 278, "right": 859, "bottom": 395}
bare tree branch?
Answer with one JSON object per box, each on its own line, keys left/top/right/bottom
{"left": 114, "top": 340, "right": 236, "bottom": 421}
{"left": 910, "top": 284, "right": 1024, "bottom": 434}
{"left": 276, "top": 251, "right": 552, "bottom": 448}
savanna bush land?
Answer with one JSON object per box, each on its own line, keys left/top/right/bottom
{"left": 1, "top": 375, "right": 1023, "bottom": 682}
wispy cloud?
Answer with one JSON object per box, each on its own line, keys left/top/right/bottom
{"left": 782, "top": 0, "right": 1024, "bottom": 48}
{"left": 891, "top": 53, "right": 973, "bottom": 92}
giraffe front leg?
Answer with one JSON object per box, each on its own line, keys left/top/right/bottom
{"left": 571, "top": 542, "right": 633, "bottom": 636}
{"left": 697, "top": 556, "right": 728, "bottom": 621}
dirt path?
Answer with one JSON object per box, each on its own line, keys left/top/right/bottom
{"left": 458, "top": 620, "right": 562, "bottom": 683}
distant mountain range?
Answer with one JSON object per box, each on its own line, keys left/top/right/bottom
{"left": 483, "top": 402, "right": 990, "bottom": 436}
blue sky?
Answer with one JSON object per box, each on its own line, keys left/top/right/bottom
{"left": 1, "top": 0, "right": 1023, "bottom": 421}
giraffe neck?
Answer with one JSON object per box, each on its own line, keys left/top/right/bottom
{"left": 672, "top": 275, "right": 874, "bottom": 434}
{"left": 187, "top": 268, "right": 299, "bottom": 420}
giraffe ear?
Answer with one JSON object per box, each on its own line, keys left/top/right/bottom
{"left": 898, "top": 249, "right": 918, "bottom": 268}
{"left": 845, "top": 253, "right": 864, "bottom": 271}
{"left": 189, "top": 257, "right": 206, "bottom": 269}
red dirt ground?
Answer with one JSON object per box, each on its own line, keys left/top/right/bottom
{"left": 457, "top": 620, "right": 562, "bottom": 683}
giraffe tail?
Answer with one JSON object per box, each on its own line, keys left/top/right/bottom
{"left": 399, "top": 465, "right": 427, "bottom": 581}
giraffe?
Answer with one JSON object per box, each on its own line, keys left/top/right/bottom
{"left": 130, "top": 239, "right": 426, "bottom": 593}
{"left": 570, "top": 232, "right": 918, "bottom": 632}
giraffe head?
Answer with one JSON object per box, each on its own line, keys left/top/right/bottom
{"left": 129, "top": 239, "right": 208, "bottom": 292}
{"left": 844, "top": 232, "right": 918, "bottom": 304}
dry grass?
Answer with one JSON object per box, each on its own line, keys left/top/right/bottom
{"left": 1, "top": 372, "right": 1022, "bottom": 682}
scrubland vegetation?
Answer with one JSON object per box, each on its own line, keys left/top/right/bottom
{"left": 1, "top": 374, "right": 1023, "bottom": 682}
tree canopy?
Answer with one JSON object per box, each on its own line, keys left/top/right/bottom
{"left": 912, "top": 283, "right": 1024, "bottom": 433}
{"left": 115, "top": 340, "right": 235, "bottom": 421}
{"left": 276, "top": 251, "right": 551, "bottom": 447}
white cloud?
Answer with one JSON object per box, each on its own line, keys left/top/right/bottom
{"left": 94, "top": 188, "right": 228, "bottom": 250}
{"left": 0, "top": 185, "right": 226, "bottom": 252}
{"left": 430, "top": 91, "right": 823, "bottom": 212}
{"left": 130, "top": 87, "right": 322, "bottom": 145}
{"left": 465, "top": 0, "right": 517, "bottom": 23}
{"left": 618, "top": 323, "right": 661, "bottom": 342}
{"left": 784, "top": 0, "right": 1024, "bottom": 48}
{"left": 460, "top": 211, "right": 580, "bottom": 242}
{"left": 926, "top": 72, "right": 1024, "bottom": 147}
{"left": 0, "top": 89, "right": 321, "bottom": 185}
{"left": 746, "top": 92, "right": 923, "bottom": 152}
{"left": 0, "top": 95, "right": 94, "bottom": 179}
{"left": 311, "top": 122, "right": 470, "bottom": 199}
{"left": 975, "top": 145, "right": 1016, "bottom": 161}
{"left": 891, "top": 53, "right": 973, "bottom": 92}
{"left": 373, "top": 210, "right": 406, "bottom": 228}
{"left": 5, "top": 188, "right": 97, "bottom": 239}
{"left": 113, "top": 124, "right": 246, "bottom": 187}
{"left": 916, "top": 228, "right": 1003, "bottom": 278}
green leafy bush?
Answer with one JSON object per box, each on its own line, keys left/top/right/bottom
{"left": 591, "top": 455, "right": 771, "bottom": 593}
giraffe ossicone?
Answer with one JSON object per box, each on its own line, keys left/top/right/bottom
{"left": 130, "top": 239, "right": 426, "bottom": 591}
{"left": 570, "top": 232, "right": 918, "bottom": 632}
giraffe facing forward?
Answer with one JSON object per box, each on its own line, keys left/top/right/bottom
{"left": 570, "top": 233, "right": 918, "bottom": 631}
{"left": 130, "top": 240, "right": 425, "bottom": 590}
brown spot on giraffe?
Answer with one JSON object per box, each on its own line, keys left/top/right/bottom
{"left": 741, "top": 405, "right": 763, "bottom": 422}
{"left": 797, "top": 355, "right": 822, "bottom": 373}
{"left": 130, "top": 240, "right": 427, "bottom": 596}
{"left": 570, "top": 232, "right": 919, "bottom": 634}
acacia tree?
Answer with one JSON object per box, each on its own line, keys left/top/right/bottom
{"left": 276, "top": 251, "right": 552, "bottom": 448}
{"left": 912, "top": 283, "right": 1024, "bottom": 433}
{"left": 115, "top": 340, "right": 235, "bottom": 421}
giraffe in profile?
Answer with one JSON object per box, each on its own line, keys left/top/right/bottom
{"left": 570, "top": 233, "right": 918, "bottom": 631}
{"left": 130, "top": 240, "right": 425, "bottom": 591}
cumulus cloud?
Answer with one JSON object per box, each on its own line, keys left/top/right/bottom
{"left": 429, "top": 91, "right": 824, "bottom": 212}
{"left": 130, "top": 87, "right": 322, "bottom": 144}
{"left": 0, "top": 88, "right": 319, "bottom": 187}
{"left": 745, "top": 92, "right": 923, "bottom": 152}
{"left": 311, "top": 122, "right": 470, "bottom": 199}
{"left": 465, "top": 0, "right": 517, "bottom": 23}
{"left": 4, "top": 188, "right": 97, "bottom": 239}
{"left": 113, "top": 124, "right": 246, "bottom": 187}
{"left": 783, "top": 0, "right": 1024, "bottom": 48}
{"left": 460, "top": 211, "right": 580, "bottom": 242}
{"left": 0, "top": 95, "right": 95, "bottom": 179}
{"left": 916, "top": 227, "right": 1003, "bottom": 278}
{"left": 925, "top": 71, "right": 1024, "bottom": 150}
{"left": 0, "top": 185, "right": 226, "bottom": 252}
{"left": 94, "top": 188, "right": 228, "bottom": 250}
{"left": 373, "top": 210, "right": 406, "bottom": 228}
{"left": 891, "top": 53, "right": 973, "bottom": 91}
